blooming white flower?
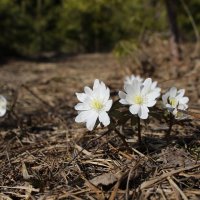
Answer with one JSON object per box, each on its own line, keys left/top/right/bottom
{"left": 124, "top": 75, "right": 143, "bottom": 85}
{"left": 162, "top": 87, "right": 189, "bottom": 116}
{"left": 75, "top": 79, "right": 113, "bottom": 131}
{"left": 0, "top": 95, "right": 7, "bottom": 117}
{"left": 125, "top": 75, "right": 160, "bottom": 98}
{"left": 119, "top": 78, "right": 160, "bottom": 119}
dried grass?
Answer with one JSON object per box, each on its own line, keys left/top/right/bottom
{"left": 0, "top": 44, "right": 200, "bottom": 199}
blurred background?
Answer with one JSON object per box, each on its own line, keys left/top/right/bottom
{"left": 0, "top": 0, "right": 199, "bottom": 59}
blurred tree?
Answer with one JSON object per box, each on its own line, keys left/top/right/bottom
{"left": 0, "top": 0, "right": 199, "bottom": 57}
{"left": 164, "top": 0, "right": 181, "bottom": 61}
{"left": 0, "top": 0, "right": 34, "bottom": 56}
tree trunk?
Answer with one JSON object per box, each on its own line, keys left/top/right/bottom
{"left": 164, "top": 0, "right": 181, "bottom": 61}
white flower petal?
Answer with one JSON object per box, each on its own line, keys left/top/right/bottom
{"left": 75, "top": 110, "right": 91, "bottom": 123}
{"left": 151, "top": 81, "right": 157, "bottom": 89}
{"left": 0, "top": 109, "right": 6, "bottom": 117}
{"left": 135, "top": 75, "right": 143, "bottom": 82}
{"left": 155, "top": 87, "right": 161, "bottom": 92}
{"left": 146, "top": 100, "right": 156, "bottom": 107}
{"left": 119, "top": 91, "right": 126, "bottom": 99}
{"left": 93, "top": 79, "right": 100, "bottom": 89}
{"left": 132, "top": 80, "right": 141, "bottom": 94}
{"left": 138, "top": 105, "right": 149, "bottom": 119}
{"left": 99, "top": 111, "right": 110, "bottom": 126}
{"left": 129, "top": 104, "right": 140, "bottom": 115}
{"left": 124, "top": 75, "right": 143, "bottom": 85}
{"left": 126, "top": 94, "right": 134, "bottom": 104}
{"left": 100, "top": 81, "right": 106, "bottom": 91}
{"left": 119, "top": 99, "right": 129, "bottom": 105}
{"left": 153, "top": 88, "right": 161, "bottom": 95}
{"left": 176, "top": 89, "right": 185, "bottom": 99}
{"left": 143, "top": 78, "right": 152, "bottom": 87}
{"left": 84, "top": 86, "right": 93, "bottom": 95}
{"left": 172, "top": 108, "right": 178, "bottom": 116}
{"left": 166, "top": 103, "right": 172, "bottom": 109}
{"left": 103, "top": 88, "right": 110, "bottom": 102}
{"left": 148, "top": 89, "right": 160, "bottom": 100}
{"left": 125, "top": 80, "right": 141, "bottom": 95}
{"left": 119, "top": 89, "right": 130, "bottom": 103}
{"left": 169, "top": 87, "right": 177, "bottom": 97}
{"left": 101, "top": 86, "right": 110, "bottom": 102}
{"left": 93, "top": 81, "right": 108, "bottom": 102}
{"left": 179, "top": 97, "right": 189, "bottom": 104}
{"left": 0, "top": 95, "right": 7, "bottom": 117}
{"left": 142, "top": 78, "right": 152, "bottom": 95}
{"left": 86, "top": 111, "right": 99, "bottom": 131}
{"left": 178, "top": 104, "right": 188, "bottom": 110}
{"left": 124, "top": 84, "right": 134, "bottom": 95}
{"left": 124, "top": 76, "right": 132, "bottom": 84}
{"left": 104, "top": 100, "right": 113, "bottom": 111}
{"left": 75, "top": 103, "right": 90, "bottom": 111}
{"left": 76, "top": 93, "right": 87, "bottom": 102}
{"left": 147, "top": 91, "right": 160, "bottom": 101}
{"left": 162, "top": 92, "right": 169, "bottom": 105}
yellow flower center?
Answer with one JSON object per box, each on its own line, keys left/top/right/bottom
{"left": 91, "top": 99, "right": 103, "bottom": 110}
{"left": 169, "top": 97, "right": 177, "bottom": 107}
{"left": 134, "top": 95, "right": 144, "bottom": 105}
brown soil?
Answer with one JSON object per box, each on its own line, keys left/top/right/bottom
{"left": 0, "top": 39, "right": 200, "bottom": 199}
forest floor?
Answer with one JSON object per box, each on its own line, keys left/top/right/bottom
{"left": 0, "top": 38, "right": 200, "bottom": 199}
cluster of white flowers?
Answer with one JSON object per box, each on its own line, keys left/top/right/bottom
{"left": 75, "top": 75, "right": 189, "bottom": 130}
{"left": 162, "top": 87, "right": 189, "bottom": 116}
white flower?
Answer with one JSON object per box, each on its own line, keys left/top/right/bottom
{"left": 75, "top": 79, "right": 113, "bottom": 131}
{"left": 119, "top": 78, "right": 160, "bottom": 119}
{"left": 125, "top": 75, "right": 161, "bottom": 98}
{"left": 124, "top": 75, "right": 143, "bottom": 85}
{"left": 0, "top": 95, "right": 7, "bottom": 117}
{"left": 162, "top": 87, "right": 189, "bottom": 116}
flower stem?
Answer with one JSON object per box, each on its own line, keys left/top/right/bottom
{"left": 166, "top": 112, "right": 173, "bottom": 138}
{"left": 115, "top": 128, "right": 132, "bottom": 152}
{"left": 137, "top": 116, "right": 142, "bottom": 144}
